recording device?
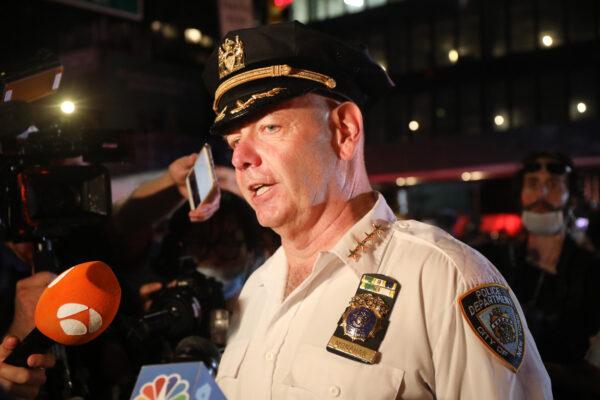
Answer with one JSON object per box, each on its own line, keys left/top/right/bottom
{"left": 186, "top": 143, "right": 217, "bottom": 210}
{"left": 173, "top": 336, "right": 221, "bottom": 375}
{"left": 129, "top": 360, "right": 226, "bottom": 400}
{"left": 5, "top": 164, "right": 112, "bottom": 241}
{"left": 0, "top": 50, "right": 130, "bottom": 251}
{"left": 128, "top": 263, "right": 226, "bottom": 346}
{"left": 124, "top": 262, "right": 227, "bottom": 397}
{"left": 1, "top": 51, "right": 125, "bottom": 398}
{"left": 4, "top": 261, "right": 121, "bottom": 367}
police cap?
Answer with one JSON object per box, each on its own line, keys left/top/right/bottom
{"left": 203, "top": 21, "right": 394, "bottom": 135}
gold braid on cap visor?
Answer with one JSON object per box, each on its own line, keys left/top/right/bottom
{"left": 212, "top": 64, "right": 337, "bottom": 112}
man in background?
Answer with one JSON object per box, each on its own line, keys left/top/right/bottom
{"left": 481, "top": 151, "right": 600, "bottom": 398}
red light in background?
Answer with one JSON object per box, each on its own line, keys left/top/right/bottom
{"left": 274, "top": 0, "right": 294, "bottom": 9}
{"left": 453, "top": 215, "right": 469, "bottom": 237}
{"left": 452, "top": 213, "right": 522, "bottom": 238}
{"left": 480, "top": 214, "right": 522, "bottom": 236}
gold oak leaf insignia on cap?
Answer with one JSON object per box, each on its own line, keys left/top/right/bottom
{"left": 218, "top": 35, "right": 245, "bottom": 79}
{"left": 214, "top": 106, "right": 227, "bottom": 123}
{"left": 214, "top": 88, "right": 286, "bottom": 122}
{"left": 230, "top": 87, "right": 286, "bottom": 114}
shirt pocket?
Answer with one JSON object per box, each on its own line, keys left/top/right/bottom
{"left": 284, "top": 344, "right": 405, "bottom": 400}
{"left": 216, "top": 338, "right": 249, "bottom": 395}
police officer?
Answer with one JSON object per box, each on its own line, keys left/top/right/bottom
{"left": 204, "top": 21, "right": 552, "bottom": 399}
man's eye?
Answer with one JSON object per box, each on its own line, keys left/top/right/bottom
{"left": 227, "top": 137, "right": 240, "bottom": 149}
{"left": 264, "top": 124, "right": 280, "bottom": 133}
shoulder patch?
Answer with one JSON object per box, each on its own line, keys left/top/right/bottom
{"left": 459, "top": 283, "right": 524, "bottom": 372}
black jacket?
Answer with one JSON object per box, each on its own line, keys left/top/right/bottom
{"left": 478, "top": 236, "right": 600, "bottom": 364}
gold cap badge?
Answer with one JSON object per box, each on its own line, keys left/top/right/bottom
{"left": 218, "top": 35, "right": 245, "bottom": 79}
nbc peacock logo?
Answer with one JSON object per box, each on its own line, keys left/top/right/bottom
{"left": 56, "top": 303, "right": 103, "bottom": 336}
{"left": 135, "top": 374, "right": 190, "bottom": 400}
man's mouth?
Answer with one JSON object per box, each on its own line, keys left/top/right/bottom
{"left": 250, "top": 183, "right": 273, "bottom": 197}
{"left": 530, "top": 206, "right": 552, "bottom": 213}
{"left": 524, "top": 201, "right": 557, "bottom": 213}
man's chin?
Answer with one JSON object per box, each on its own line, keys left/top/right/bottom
{"left": 255, "top": 210, "right": 282, "bottom": 229}
{"left": 249, "top": 193, "right": 287, "bottom": 228}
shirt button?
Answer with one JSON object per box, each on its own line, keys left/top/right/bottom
{"left": 265, "top": 351, "right": 274, "bottom": 361}
{"left": 328, "top": 385, "right": 341, "bottom": 397}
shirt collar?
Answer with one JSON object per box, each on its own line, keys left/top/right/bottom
{"left": 255, "top": 192, "right": 397, "bottom": 285}
{"left": 255, "top": 245, "right": 286, "bottom": 287}
{"left": 328, "top": 192, "right": 397, "bottom": 277}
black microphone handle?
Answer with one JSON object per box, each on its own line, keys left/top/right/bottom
{"left": 3, "top": 328, "right": 54, "bottom": 367}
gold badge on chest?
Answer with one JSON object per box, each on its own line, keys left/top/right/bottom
{"left": 327, "top": 274, "right": 400, "bottom": 364}
{"left": 218, "top": 35, "right": 245, "bottom": 79}
{"left": 340, "top": 293, "right": 390, "bottom": 342}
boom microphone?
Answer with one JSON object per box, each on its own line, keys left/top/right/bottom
{"left": 4, "top": 261, "right": 121, "bottom": 367}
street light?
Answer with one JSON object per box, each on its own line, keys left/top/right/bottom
{"left": 494, "top": 115, "right": 505, "bottom": 126}
{"left": 408, "top": 120, "right": 419, "bottom": 132}
{"left": 448, "top": 49, "right": 459, "bottom": 63}
{"left": 60, "top": 100, "right": 75, "bottom": 114}
{"left": 541, "top": 35, "right": 554, "bottom": 47}
{"left": 184, "top": 28, "right": 202, "bottom": 44}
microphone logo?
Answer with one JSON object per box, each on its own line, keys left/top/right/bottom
{"left": 56, "top": 303, "right": 103, "bottom": 336}
{"left": 135, "top": 373, "right": 190, "bottom": 400}
{"left": 35, "top": 261, "right": 121, "bottom": 345}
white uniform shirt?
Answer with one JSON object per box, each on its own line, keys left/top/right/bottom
{"left": 216, "top": 194, "right": 552, "bottom": 399}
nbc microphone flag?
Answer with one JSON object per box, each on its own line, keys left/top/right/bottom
{"left": 130, "top": 362, "right": 225, "bottom": 400}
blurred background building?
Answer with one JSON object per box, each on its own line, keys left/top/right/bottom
{"left": 1, "top": 0, "right": 599, "bottom": 240}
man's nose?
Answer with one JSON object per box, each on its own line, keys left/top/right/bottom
{"left": 534, "top": 183, "right": 550, "bottom": 199}
{"left": 231, "top": 136, "right": 261, "bottom": 170}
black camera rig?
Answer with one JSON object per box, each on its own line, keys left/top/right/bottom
{"left": 0, "top": 50, "right": 129, "bottom": 270}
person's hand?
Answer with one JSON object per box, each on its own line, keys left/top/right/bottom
{"left": 7, "top": 272, "right": 56, "bottom": 340}
{"left": 139, "top": 282, "right": 163, "bottom": 311}
{"left": 189, "top": 188, "right": 221, "bottom": 223}
{"left": 0, "top": 336, "right": 55, "bottom": 399}
{"left": 168, "top": 153, "right": 198, "bottom": 198}
{"left": 139, "top": 280, "right": 181, "bottom": 311}
{"left": 169, "top": 154, "right": 236, "bottom": 223}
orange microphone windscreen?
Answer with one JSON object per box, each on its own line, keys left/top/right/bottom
{"left": 34, "top": 261, "right": 121, "bottom": 345}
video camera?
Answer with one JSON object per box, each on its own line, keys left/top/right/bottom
{"left": 128, "top": 257, "right": 227, "bottom": 343}
{"left": 124, "top": 256, "right": 227, "bottom": 374}
{"left": 0, "top": 50, "right": 129, "bottom": 244}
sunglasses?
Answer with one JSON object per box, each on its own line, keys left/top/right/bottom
{"left": 522, "top": 161, "right": 572, "bottom": 175}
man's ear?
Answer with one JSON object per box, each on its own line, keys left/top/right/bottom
{"left": 330, "top": 101, "right": 363, "bottom": 160}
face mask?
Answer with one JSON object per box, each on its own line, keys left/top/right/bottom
{"left": 521, "top": 210, "right": 565, "bottom": 235}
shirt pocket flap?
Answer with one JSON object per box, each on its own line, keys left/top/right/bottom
{"left": 285, "top": 344, "right": 405, "bottom": 399}
{"left": 217, "top": 339, "right": 249, "bottom": 379}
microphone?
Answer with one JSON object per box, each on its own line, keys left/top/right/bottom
{"left": 173, "top": 336, "right": 221, "bottom": 376}
{"left": 4, "top": 261, "right": 121, "bottom": 367}
{"left": 129, "top": 359, "right": 226, "bottom": 400}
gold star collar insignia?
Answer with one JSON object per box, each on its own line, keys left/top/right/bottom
{"left": 347, "top": 223, "right": 388, "bottom": 261}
